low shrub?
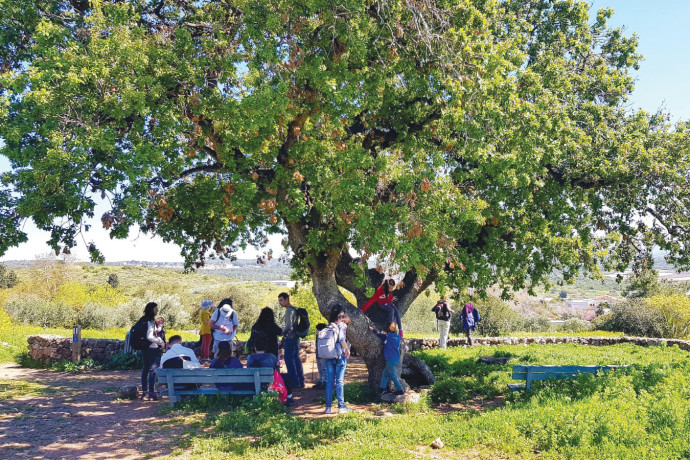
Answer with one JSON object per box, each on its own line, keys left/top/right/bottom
{"left": 103, "top": 352, "right": 142, "bottom": 370}
{"left": 559, "top": 318, "right": 592, "bottom": 333}
{"left": 594, "top": 298, "right": 664, "bottom": 337}
{"left": 429, "top": 377, "right": 468, "bottom": 403}
{"left": 5, "top": 296, "right": 77, "bottom": 328}
{"left": 522, "top": 315, "right": 551, "bottom": 333}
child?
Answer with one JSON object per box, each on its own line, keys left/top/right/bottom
{"left": 199, "top": 299, "right": 214, "bottom": 360}
{"left": 313, "top": 323, "right": 328, "bottom": 389}
{"left": 369, "top": 321, "right": 405, "bottom": 396}
{"left": 154, "top": 317, "right": 166, "bottom": 350}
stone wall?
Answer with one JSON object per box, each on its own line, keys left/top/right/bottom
{"left": 27, "top": 334, "right": 690, "bottom": 363}
{"left": 26, "top": 335, "right": 317, "bottom": 363}
{"left": 404, "top": 335, "right": 690, "bottom": 352}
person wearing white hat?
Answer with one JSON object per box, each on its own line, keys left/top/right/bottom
{"left": 209, "top": 297, "right": 239, "bottom": 355}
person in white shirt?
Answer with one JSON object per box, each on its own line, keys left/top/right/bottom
{"left": 160, "top": 335, "right": 201, "bottom": 369}
{"left": 208, "top": 297, "right": 239, "bottom": 355}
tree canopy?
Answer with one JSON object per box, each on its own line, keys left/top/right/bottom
{"left": 2, "top": 1, "right": 689, "bottom": 340}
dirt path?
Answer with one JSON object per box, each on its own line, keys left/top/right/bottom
{"left": 0, "top": 354, "right": 371, "bottom": 459}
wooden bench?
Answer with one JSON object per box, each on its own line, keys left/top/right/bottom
{"left": 508, "top": 365, "right": 629, "bottom": 391}
{"left": 156, "top": 367, "right": 274, "bottom": 406}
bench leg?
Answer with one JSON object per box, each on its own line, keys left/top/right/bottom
{"left": 254, "top": 370, "right": 261, "bottom": 396}
{"left": 166, "top": 374, "right": 177, "bottom": 407}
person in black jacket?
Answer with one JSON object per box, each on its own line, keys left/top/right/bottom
{"left": 247, "top": 307, "right": 283, "bottom": 356}
{"left": 432, "top": 295, "right": 454, "bottom": 349}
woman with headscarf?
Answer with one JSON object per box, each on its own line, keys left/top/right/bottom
{"left": 458, "top": 295, "right": 480, "bottom": 346}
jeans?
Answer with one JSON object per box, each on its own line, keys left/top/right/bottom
{"left": 317, "top": 357, "right": 327, "bottom": 385}
{"left": 283, "top": 337, "right": 304, "bottom": 387}
{"left": 380, "top": 359, "right": 403, "bottom": 391}
{"left": 380, "top": 302, "right": 402, "bottom": 333}
{"left": 324, "top": 357, "right": 346, "bottom": 408}
{"left": 438, "top": 320, "right": 450, "bottom": 349}
{"left": 141, "top": 347, "right": 160, "bottom": 392}
{"left": 335, "top": 356, "right": 347, "bottom": 408}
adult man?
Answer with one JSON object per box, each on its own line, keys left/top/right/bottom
{"left": 209, "top": 297, "right": 239, "bottom": 355}
{"left": 432, "top": 295, "right": 454, "bottom": 349}
{"left": 160, "top": 335, "right": 201, "bottom": 369}
{"left": 279, "top": 292, "right": 305, "bottom": 388}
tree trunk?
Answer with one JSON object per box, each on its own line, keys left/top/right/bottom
{"left": 310, "top": 258, "right": 392, "bottom": 386}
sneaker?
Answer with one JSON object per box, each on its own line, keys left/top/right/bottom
{"left": 324, "top": 407, "right": 332, "bottom": 414}
{"left": 338, "top": 407, "right": 352, "bottom": 414}
{"left": 393, "top": 389, "right": 405, "bottom": 396}
{"left": 379, "top": 388, "right": 388, "bottom": 396}
{"left": 285, "top": 397, "right": 295, "bottom": 407}
{"left": 149, "top": 391, "right": 158, "bottom": 401}
{"left": 313, "top": 382, "right": 326, "bottom": 390}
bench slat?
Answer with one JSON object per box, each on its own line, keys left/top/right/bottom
{"left": 512, "top": 365, "right": 627, "bottom": 374}
{"left": 155, "top": 367, "right": 275, "bottom": 407}
{"left": 509, "top": 364, "right": 629, "bottom": 392}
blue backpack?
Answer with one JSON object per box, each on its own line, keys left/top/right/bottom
{"left": 461, "top": 304, "right": 480, "bottom": 330}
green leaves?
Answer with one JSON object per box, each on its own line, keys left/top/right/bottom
{"left": 0, "top": 0, "right": 688, "bottom": 302}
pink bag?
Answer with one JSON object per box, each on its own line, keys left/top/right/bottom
{"left": 268, "top": 370, "right": 287, "bottom": 403}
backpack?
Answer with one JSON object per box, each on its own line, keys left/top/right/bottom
{"left": 435, "top": 301, "right": 450, "bottom": 321}
{"left": 316, "top": 324, "right": 340, "bottom": 359}
{"left": 294, "top": 307, "right": 310, "bottom": 338}
{"left": 246, "top": 328, "right": 270, "bottom": 354}
{"left": 460, "top": 304, "right": 480, "bottom": 330}
{"left": 129, "top": 318, "right": 151, "bottom": 351}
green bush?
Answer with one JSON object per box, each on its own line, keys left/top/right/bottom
{"left": 594, "top": 298, "right": 664, "bottom": 337}
{"left": 522, "top": 315, "right": 551, "bottom": 333}
{"left": 450, "top": 296, "right": 523, "bottom": 336}
{"left": 5, "top": 295, "right": 77, "bottom": 327}
{"left": 119, "top": 292, "right": 190, "bottom": 328}
{"left": 103, "top": 352, "right": 142, "bottom": 370}
{"left": 429, "top": 377, "right": 468, "bottom": 403}
{"left": 559, "top": 318, "right": 592, "bottom": 333}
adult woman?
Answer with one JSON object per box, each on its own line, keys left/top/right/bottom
{"left": 140, "top": 301, "right": 164, "bottom": 400}
{"left": 210, "top": 340, "right": 244, "bottom": 391}
{"left": 323, "top": 305, "right": 351, "bottom": 414}
{"left": 198, "top": 299, "right": 214, "bottom": 360}
{"left": 459, "top": 295, "right": 480, "bottom": 346}
{"left": 361, "top": 279, "right": 403, "bottom": 336}
{"left": 247, "top": 307, "right": 283, "bottom": 356}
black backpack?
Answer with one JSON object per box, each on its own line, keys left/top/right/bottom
{"left": 294, "top": 308, "right": 310, "bottom": 338}
{"left": 435, "top": 301, "right": 450, "bottom": 321}
{"left": 129, "top": 317, "right": 151, "bottom": 351}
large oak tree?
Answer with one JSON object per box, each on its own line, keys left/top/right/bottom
{"left": 2, "top": 0, "right": 689, "bottom": 383}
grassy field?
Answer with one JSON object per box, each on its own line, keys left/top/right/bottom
{"left": 159, "top": 342, "right": 690, "bottom": 459}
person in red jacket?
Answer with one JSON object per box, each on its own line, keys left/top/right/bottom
{"left": 361, "top": 279, "right": 403, "bottom": 336}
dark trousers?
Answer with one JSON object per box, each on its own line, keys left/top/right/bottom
{"left": 283, "top": 337, "right": 304, "bottom": 387}
{"left": 380, "top": 302, "right": 402, "bottom": 333}
{"left": 141, "top": 347, "right": 160, "bottom": 392}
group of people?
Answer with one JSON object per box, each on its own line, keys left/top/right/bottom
{"left": 135, "top": 279, "right": 479, "bottom": 408}
{"left": 432, "top": 294, "right": 481, "bottom": 348}
{"left": 136, "top": 292, "right": 311, "bottom": 406}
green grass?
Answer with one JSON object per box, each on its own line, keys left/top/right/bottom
{"left": 165, "top": 343, "right": 690, "bottom": 459}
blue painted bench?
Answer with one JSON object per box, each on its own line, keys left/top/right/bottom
{"left": 156, "top": 367, "right": 274, "bottom": 406}
{"left": 508, "top": 365, "right": 629, "bottom": 391}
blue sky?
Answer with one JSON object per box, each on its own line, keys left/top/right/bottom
{"left": 2, "top": 1, "right": 689, "bottom": 262}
